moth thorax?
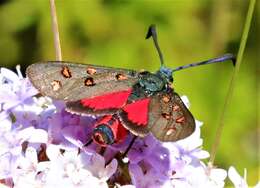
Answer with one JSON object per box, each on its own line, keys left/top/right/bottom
{"left": 139, "top": 72, "right": 165, "bottom": 93}
{"left": 92, "top": 115, "right": 128, "bottom": 146}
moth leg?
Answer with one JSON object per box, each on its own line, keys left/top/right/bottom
{"left": 83, "top": 139, "right": 93, "bottom": 147}
{"left": 99, "top": 146, "right": 106, "bottom": 156}
{"left": 121, "top": 135, "right": 138, "bottom": 158}
{"left": 105, "top": 135, "right": 137, "bottom": 166}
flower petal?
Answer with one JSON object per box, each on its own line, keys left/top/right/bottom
{"left": 17, "top": 127, "right": 48, "bottom": 143}
{"left": 228, "top": 166, "right": 248, "bottom": 188}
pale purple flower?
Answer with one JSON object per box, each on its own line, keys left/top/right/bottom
{"left": 12, "top": 146, "right": 49, "bottom": 188}
{"left": 0, "top": 67, "right": 256, "bottom": 188}
{"left": 229, "top": 166, "right": 248, "bottom": 188}
{"left": 9, "top": 144, "right": 118, "bottom": 188}
{"left": 170, "top": 164, "right": 227, "bottom": 188}
{"left": 228, "top": 166, "right": 260, "bottom": 188}
{"left": 129, "top": 163, "right": 171, "bottom": 188}
{"left": 47, "top": 109, "right": 96, "bottom": 149}
{"left": 0, "top": 125, "right": 48, "bottom": 179}
{"left": 2, "top": 67, "right": 118, "bottom": 187}
{"left": 0, "top": 66, "right": 38, "bottom": 120}
{"left": 0, "top": 117, "right": 12, "bottom": 133}
{"left": 43, "top": 144, "right": 117, "bottom": 187}
{"left": 127, "top": 134, "right": 158, "bottom": 164}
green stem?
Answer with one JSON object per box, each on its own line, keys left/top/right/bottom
{"left": 209, "top": 0, "right": 256, "bottom": 166}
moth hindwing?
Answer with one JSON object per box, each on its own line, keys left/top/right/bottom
{"left": 65, "top": 84, "right": 195, "bottom": 142}
{"left": 118, "top": 92, "right": 195, "bottom": 141}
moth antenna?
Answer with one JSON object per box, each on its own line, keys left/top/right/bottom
{"left": 172, "top": 54, "right": 236, "bottom": 72}
{"left": 146, "top": 24, "right": 165, "bottom": 67}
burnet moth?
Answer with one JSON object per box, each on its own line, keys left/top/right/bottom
{"left": 26, "top": 25, "right": 236, "bottom": 149}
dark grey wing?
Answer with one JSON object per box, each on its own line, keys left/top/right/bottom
{"left": 26, "top": 61, "right": 138, "bottom": 101}
{"left": 118, "top": 91, "right": 195, "bottom": 141}
{"left": 148, "top": 92, "right": 195, "bottom": 142}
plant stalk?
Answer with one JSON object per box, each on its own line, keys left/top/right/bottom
{"left": 49, "top": 0, "right": 62, "bottom": 61}
{"left": 209, "top": 0, "right": 256, "bottom": 166}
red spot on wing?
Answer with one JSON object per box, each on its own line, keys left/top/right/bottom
{"left": 123, "top": 98, "right": 150, "bottom": 126}
{"left": 81, "top": 89, "right": 132, "bottom": 110}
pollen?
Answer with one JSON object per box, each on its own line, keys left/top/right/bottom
{"left": 86, "top": 68, "right": 97, "bottom": 75}
{"left": 61, "top": 66, "right": 72, "bottom": 78}
{"left": 51, "top": 80, "right": 62, "bottom": 91}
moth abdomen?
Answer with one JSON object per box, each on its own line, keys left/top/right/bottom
{"left": 93, "top": 115, "right": 128, "bottom": 146}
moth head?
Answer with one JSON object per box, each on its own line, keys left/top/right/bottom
{"left": 158, "top": 66, "right": 173, "bottom": 83}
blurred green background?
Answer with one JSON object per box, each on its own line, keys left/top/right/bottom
{"left": 0, "top": 0, "right": 258, "bottom": 185}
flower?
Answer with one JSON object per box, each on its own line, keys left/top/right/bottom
{"left": 0, "top": 126, "right": 48, "bottom": 179}
{"left": 12, "top": 146, "right": 48, "bottom": 188}
{"left": 129, "top": 163, "right": 171, "bottom": 188}
{"left": 228, "top": 166, "right": 260, "bottom": 188}
{"left": 0, "top": 66, "right": 38, "bottom": 120}
{"left": 0, "top": 67, "right": 257, "bottom": 188}
{"left": 170, "top": 163, "right": 227, "bottom": 188}
{"left": 10, "top": 144, "right": 118, "bottom": 188}
{"left": 47, "top": 109, "right": 96, "bottom": 149}
{"left": 43, "top": 144, "right": 117, "bottom": 187}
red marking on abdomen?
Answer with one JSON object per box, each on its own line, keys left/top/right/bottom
{"left": 81, "top": 89, "right": 132, "bottom": 110}
{"left": 123, "top": 98, "right": 150, "bottom": 126}
{"left": 113, "top": 118, "right": 129, "bottom": 142}
{"left": 94, "top": 115, "right": 128, "bottom": 145}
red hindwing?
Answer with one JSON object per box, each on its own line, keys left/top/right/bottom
{"left": 67, "top": 89, "right": 151, "bottom": 130}
{"left": 80, "top": 89, "right": 132, "bottom": 110}
{"left": 122, "top": 98, "right": 150, "bottom": 126}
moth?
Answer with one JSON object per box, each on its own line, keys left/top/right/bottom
{"left": 26, "top": 25, "right": 235, "bottom": 147}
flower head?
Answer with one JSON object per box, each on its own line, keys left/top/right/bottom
{"left": 0, "top": 66, "right": 38, "bottom": 119}
{"left": 228, "top": 166, "right": 260, "bottom": 188}
{"left": 0, "top": 67, "right": 256, "bottom": 188}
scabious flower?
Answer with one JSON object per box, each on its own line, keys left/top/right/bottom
{"left": 0, "top": 66, "right": 38, "bottom": 120}
{"left": 0, "top": 67, "right": 258, "bottom": 188}
{"left": 12, "top": 145, "right": 117, "bottom": 188}
{"left": 228, "top": 166, "right": 260, "bottom": 188}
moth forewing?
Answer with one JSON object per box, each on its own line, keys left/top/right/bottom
{"left": 26, "top": 62, "right": 139, "bottom": 101}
